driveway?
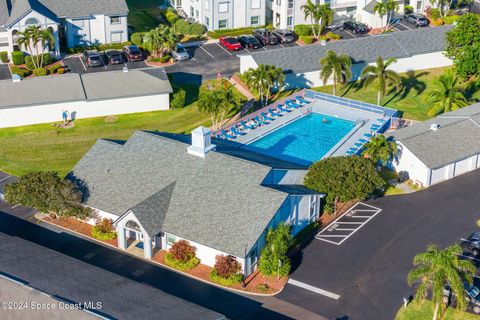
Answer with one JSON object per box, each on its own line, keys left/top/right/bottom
{"left": 278, "top": 168, "right": 480, "bottom": 320}
{"left": 63, "top": 53, "right": 148, "bottom": 74}
{"left": 0, "top": 64, "right": 11, "bottom": 80}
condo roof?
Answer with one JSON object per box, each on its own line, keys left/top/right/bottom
{"left": 68, "top": 131, "right": 318, "bottom": 257}
{"left": 0, "top": 68, "right": 172, "bottom": 109}
{"left": 390, "top": 103, "right": 480, "bottom": 169}
{"left": 245, "top": 26, "right": 452, "bottom": 73}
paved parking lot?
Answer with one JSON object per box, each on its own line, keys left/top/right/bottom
{"left": 278, "top": 168, "right": 480, "bottom": 320}
{"left": 0, "top": 64, "right": 11, "bottom": 80}
{"left": 328, "top": 26, "right": 370, "bottom": 40}
{"left": 391, "top": 19, "right": 431, "bottom": 32}
{"left": 63, "top": 53, "right": 148, "bottom": 74}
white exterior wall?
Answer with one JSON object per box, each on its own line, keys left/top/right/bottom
{"left": 65, "top": 14, "right": 127, "bottom": 48}
{"left": 0, "top": 94, "right": 170, "bottom": 128}
{"left": 394, "top": 142, "right": 431, "bottom": 186}
{"left": 86, "top": 207, "right": 119, "bottom": 225}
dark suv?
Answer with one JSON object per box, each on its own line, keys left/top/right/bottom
{"left": 253, "top": 28, "right": 278, "bottom": 46}
{"left": 342, "top": 21, "right": 368, "bottom": 34}
{"left": 462, "top": 232, "right": 480, "bottom": 256}
{"left": 404, "top": 14, "right": 429, "bottom": 27}
{"left": 123, "top": 45, "right": 143, "bottom": 62}
{"left": 272, "top": 29, "right": 295, "bottom": 43}
{"left": 83, "top": 49, "right": 102, "bottom": 67}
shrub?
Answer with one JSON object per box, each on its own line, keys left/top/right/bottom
{"left": 443, "top": 15, "right": 460, "bottom": 25}
{"left": 25, "top": 53, "right": 51, "bottom": 69}
{"left": 404, "top": 5, "right": 414, "bottom": 14}
{"left": 57, "top": 67, "right": 65, "bottom": 74}
{"left": 165, "top": 253, "right": 200, "bottom": 271}
{"left": 164, "top": 239, "right": 199, "bottom": 270}
{"left": 33, "top": 68, "right": 47, "bottom": 77}
{"left": 159, "top": 54, "right": 171, "bottom": 63}
{"left": 171, "top": 88, "right": 186, "bottom": 109}
{"left": 209, "top": 270, "right": 243, "bottom": 286}
{"left": 294, "top": 24, "right": 314, "bottom": 36}
{"left": 206, "top": 25, "right": 272, "bottom": 39}
{"left": 0, "top": 51, "right": 8, "bottom": 63}
{"left": 10, "top": 66, "right": 31, "bottom": 78}
{"left": 11, "top": 51, "right": 24, "bottom": 65}
{"left": 131, "top": 32, "right": 144, "bottom": 46}
{"left": 300, "top": 35, "right": 314, "bottom": 44}
{"left": 259, "top": 223, "right": 292, "bottom": 277}
{"left": 430, "top": 7, "right": 441, "bottom": 20}
{"left": 431, "top": 18, "right": 444, "bottom": 26}
{"left": 47, "top": 64, "right": 62, "bottom": 74}
{"left": 304, "top": 156, "right": 385, "bottom": 211}
{"left": 256, "top": 283, "right": 269, "bottom": 292}
{"left": 91, "top": 218, "right": 117, "bottom": 240}
{"left": 213, "top": 255, "right": 242, "bottom": 278}
{"left": 175, "top": 19, "right": 207, "bottom": 36}
{"left": 164, "top": 8, "right": 180, "bottom": 26}
{"left": 326, "top": 31, "right": 341, "bottom": 40}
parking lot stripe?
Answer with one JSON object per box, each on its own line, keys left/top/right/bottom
{"left": 288, "top": 279, "right": 341, "bottom": 300}
{"left": 216, "top": 43, "right": 233, "bottom": 56}
{"left": 335, "top": 222, "right": 364, "bottom": 224}
{"left": 460, "top": 254, "right": 480, "bottom": 263}
{"left": 358, "top": 202, "right": 382, "bottom": 210}
{"left": 398, "top": 22, "right": 411, "bottom": 30}
{"left": 315, "top": 235, "right": 348, "bottom": 238}
{"left": 199, "top": 46, "right": 215, "bottom": 59}
{"left": 279, "top": 43, "right": 285, "bottom": 48}
{"left": 11, "top": 204, "right": 20, "bottom": 209}
{"left": 335, "top": 228, "right": 356, "bottom": 231}
{"left": 0, "top": 175, "right": 10, "bottom": 182}
{"left": 350, "top": 215, "right": 373, "bottom": 218}
{"left": 78, "top": 56, "right": 87, "bottom": 71}
{"left": 313, "top": 237, "right": 341, "bottom": 245}
{"left": 344, "top": 29, "right": 355, "bottom": 38}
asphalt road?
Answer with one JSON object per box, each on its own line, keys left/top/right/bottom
{"left": 0, "top": 207, "right": 291, "bottom": 320}
{"left": 278, "top": 168, "right": 480, "bottom": 320}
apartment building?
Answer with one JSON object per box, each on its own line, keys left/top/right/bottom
{"left": 171, "top": 0, "right": 267, "bottom": 31}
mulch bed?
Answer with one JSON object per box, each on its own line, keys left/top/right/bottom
{"left": 44, "top": 216, "right": 118, "bottom": 247}
{"left": 145, "top": 60, "right": 175, "bottom": 67}
{"left": 153, "top": 250, "right": 287, "bottom": 294}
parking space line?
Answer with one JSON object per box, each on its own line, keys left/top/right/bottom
{"left": 261, "top": 46, "right": 267, "bottom": 51}
{"left": 216, "top": 43, "right": 233, "bottom": 56}
{"left": 358, "top": 202, "right": 382, "bottom": 210}
{"left": 315, "top": 235, "right": 347, "bottom": 238}
{"left": 398, "top": 22, "right": 411, "bottom": 30}
{"left": 350, "top": 216, "right": 373, "bottom": 218}
{"left": 279, "top": 43, "right": 285, "bottom": 48}
{"left": 460, "top": 254, "right": 480, "bottom": 263}
{"left": 344, "top": 29, "right": 355, "bottom": 38}
{"left": 199, "top": 46, "right": 215, "bottom": 59}
{"left": 100, "top": 55, "right": 108, "bottom": 69}
{"left": 313, "top": 237, "right": 342, "bottom": 245}
{"left": 0, "top": 175, "right": 10, "bottom": 182}
{"left": 11, "top": 204, "right": 20, "bottom": 209}
{"left": 335, "top": 228, "right": 356, "bottom": 231}
{"left": 335, "top": 222, "right": 364, "bottom": 224}
{"left": 243, "top": 48, "right": 250, "bottom": 53}
{"left": 288, "top": 279, "right": 341, "bottom": 300}
{"left": 78, "top": 56, "right": 87, "bottom": 71}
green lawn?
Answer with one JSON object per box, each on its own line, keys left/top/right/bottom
{"left": 126, "top": 0, "right": 167, "bottom": 32}
{"left": 396, "top": 300, "right": 480, "bottom": 320}
{"left": 0, "top": 81, "right": 244, "bottom": 177}
{"left": 314, "top": 67, "right": 480, "bottom": 121}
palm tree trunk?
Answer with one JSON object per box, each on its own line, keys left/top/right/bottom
{"left": 377, "top": 91, "right": 381, "bottom": 105}
{"left": 432, "top": 302, "right": 439, "bottom": 320}
{"left": 211, "top": 115, "right": 216, "bottom": 130}
{"left": 332, "top": 74, "right": 336, "bottom": 96}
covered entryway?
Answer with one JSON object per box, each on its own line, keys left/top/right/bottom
{"left": 115, "top": 216, "right": 160, "bottom": 259}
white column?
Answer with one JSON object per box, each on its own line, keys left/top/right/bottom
{"left": 143, "top": 233, "right": 152, "bottom": 259}
{"left": 118, "top": 227, "right": 127, "bottom": 249}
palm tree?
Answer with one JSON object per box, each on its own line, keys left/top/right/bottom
{"left": 197, "top": 87, "right": 239, "bottom": 130}
{"left": 373, "top": 1, "right": 388, "bottom": 31}
{"left": 385, "top": 0, "right": 400, "bottom": 29}
{"left": 319, "top": 50, "right": 352, "bottom": 96}
{"left": 16, "top": 26, "right": 53, "bottom": 69}
{"left": 424, "top": 69, "right": 468, "bottom": 117}
{"left": 407, "top": 244, "right": 476, "bottom": 320}
{"left": 360, "top": 56, "right": 402, "bottom": 105}
{"left": 243, "top": 64, "right": 285, "bottom": 107}
{"left": 39, "top": 28, "right": 55, "bottom": 67}
{"left": 301, "top": 0, "right": 319, "bottom": 38}
{"left": 361, "top": 134, "right": 398, "bottom": 166}
{"left": 313, "top": 4, "right": 333, "bottom": 38}
{"left": 144, "top": 25, "right": 177, "bottom": 58}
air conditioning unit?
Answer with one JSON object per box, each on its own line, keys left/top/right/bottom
{"left": 430, "top": 123, "right": 440, "bottom": 131}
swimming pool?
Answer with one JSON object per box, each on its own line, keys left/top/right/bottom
{"left": 246, "top": 113, "right": 356, "bottom": 165}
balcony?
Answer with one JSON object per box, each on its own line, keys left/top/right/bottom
{"left": 330, "top": 0, "right": 358, "bottom": 9}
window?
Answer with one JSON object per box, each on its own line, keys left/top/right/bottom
{"left": 72, "top": 19, "right": 84, "bottom": 27}
{"left": 218, "top": 19, "right": 228, "bottom": 29}
{"left": 25, "top": 17, "right": 39, "bottom": 26}
{"left": 167, "top": 234, "right": 176, "bottom": 246}
{"left": 416, "top": 1, "right": 422, "bottom": 10}
{"left": 205, "top": 0, "right": 209, "bottom": 10}
{"left": 205, "top": 16, "right": 210, "bottom": 26}
{"left": 287, "top": 16, "right": 293, "bottom": 26}
{"left": 309, "top": 196, "right": 317, "bottom": 220}
{"left": 218, "top": 2, "right": 229, "bottom": 13}
{"left": 250, "top": 16, "right": 259, "bottom": 26}
{"left": 196, "top": 9, "right": 199, "bottom": 18}
{"left": 190, "top": 6, "right": 194, "bottom": 16}
{"left": 288, "top": 0, "right": 294, "bottom": 8}
{"left": 110, "top": 16, "right": 121, "bottom": 24}
{"left": 111, "top": 31, "right": 122, "bottom": 43}
{"left": 74, "top": 35, "right": 84, "bottom": 46}
{"left": 251, "top": 0, "right": 261, "bottom": 9}
{"left": 346, "top": 6, "right": 356, "bottom": 15}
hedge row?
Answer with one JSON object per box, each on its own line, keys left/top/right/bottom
{"left": 68, "top": 41, "right": 132, "bottom": 54}
{"left": 175, "top": 19, "right": 207, "bottom": 36}
{"left": 0, "top": 51, "right": 8, "bottom": 63}
{"left": 164, "top": 253, "right": 200, "bottom": 271}
{"left": 10, "top": 66, "right": 32, "bottom": 78}
{"left": 209, "top": 270, "right": 243, "bottom": 286}
{"left": 207, "top": 25, "right": 272, "bottom": 39}
{"left": 91, "top": 225, "right": 117, "bottom": 241}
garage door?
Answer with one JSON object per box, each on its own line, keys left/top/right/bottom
{"left": 430, "top": 166, "right": 448, "bottom": 185}
{"left": 454, "top": 158, "right": 471, "bottom": 176}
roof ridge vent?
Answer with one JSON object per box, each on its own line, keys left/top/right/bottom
{"left": 187, "top": 126, "right": 216, "bottom": 158}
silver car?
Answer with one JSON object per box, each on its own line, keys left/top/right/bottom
{"left": 171, "top": 44, "right": 190, "bottom": 61}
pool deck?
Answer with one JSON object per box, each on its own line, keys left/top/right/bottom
{"left": 234, "top": 100, "right": 387, "bottom": 159}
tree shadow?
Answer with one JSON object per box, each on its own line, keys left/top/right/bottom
{"left": 398, "top": 70, "right": 429, "bottom": 101}
{"left": 464, "top": 80, "right": 480, "bottom": 102}
{"left": 338, "top": 81, "right": 361, "bottom": 96}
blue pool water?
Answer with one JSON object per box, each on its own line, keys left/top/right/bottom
{"left": 247, "top": 113, "right": 355, "bottom": 165}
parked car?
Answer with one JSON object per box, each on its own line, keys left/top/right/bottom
{"left": 123, "top": 45, "right": 143, "bottom": 62}
{"left": 219, "top": 37, "right": 242, "bottom": 51}
{"left": 404, "top": 14, "right": 429, "bottom": 27}
{"left": 342, "top": 21, "right": 369, "bottom": 34}
{"left": 105, "top": 49, "right": 124, "bottom": 65}
{"left": 237, "top": 35, "right": 262, "bottom": 49}
{"left": 83, "top": 49, "right": 102, "bottom": 67}
{"left": 462, "top": 232, "right": 480, "bottom": 256}
{"left": 171, "top": 44, "right": 190, "bottom": 61}
{"left": 253, "top": 28, "right": 278, "bottom": 45}
{"left": 443, "top": 283, "right": 480, "bottom": 313}
{"left": 272, "top": 29, "right": 296, "bottom": 43}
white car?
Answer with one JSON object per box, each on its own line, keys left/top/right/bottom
{"left": 171, "top": 44, "right": 190, "bottom": 61}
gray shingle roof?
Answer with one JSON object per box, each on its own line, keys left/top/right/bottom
{"left": 81, "top": 68, "right": 173, "bottom": 101}
{"left": 363, "top": 0, "right": 378, "bottom": 14}
{"left": 39, "top": 0, "right": 128, "bottom": 18}
{"left": 68, "top": 131, "right": 294, "bottom": 257}
{"left": 246, "top": 26, "right": 452, "bottom": 73}
{"left": 0, "top": 0, "right": 59, "bottom": 27}
{"left": 0, "top": 68, "right": 172, "bottom": 109}
{"left": 390, "top": 103, "right": 480, "bottom": 169}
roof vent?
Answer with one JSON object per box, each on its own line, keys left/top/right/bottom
{"left": 12, "top": 74, "right": 21, "bottom": 82}
{"left": 122, "top": 66, "right": 128, "bottom": 73}
{"left": 187, "top": 126, "right": 216, "bottom": 158}
{"left": 430, "top": 123, "right": 440, "bottom": 131}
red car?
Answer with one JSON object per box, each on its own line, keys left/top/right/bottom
{"left": 219, "top": 37, "right": 242, "bottom": 51}
{"left": 123, "top": 45, "right": 143, "bottom": 62}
